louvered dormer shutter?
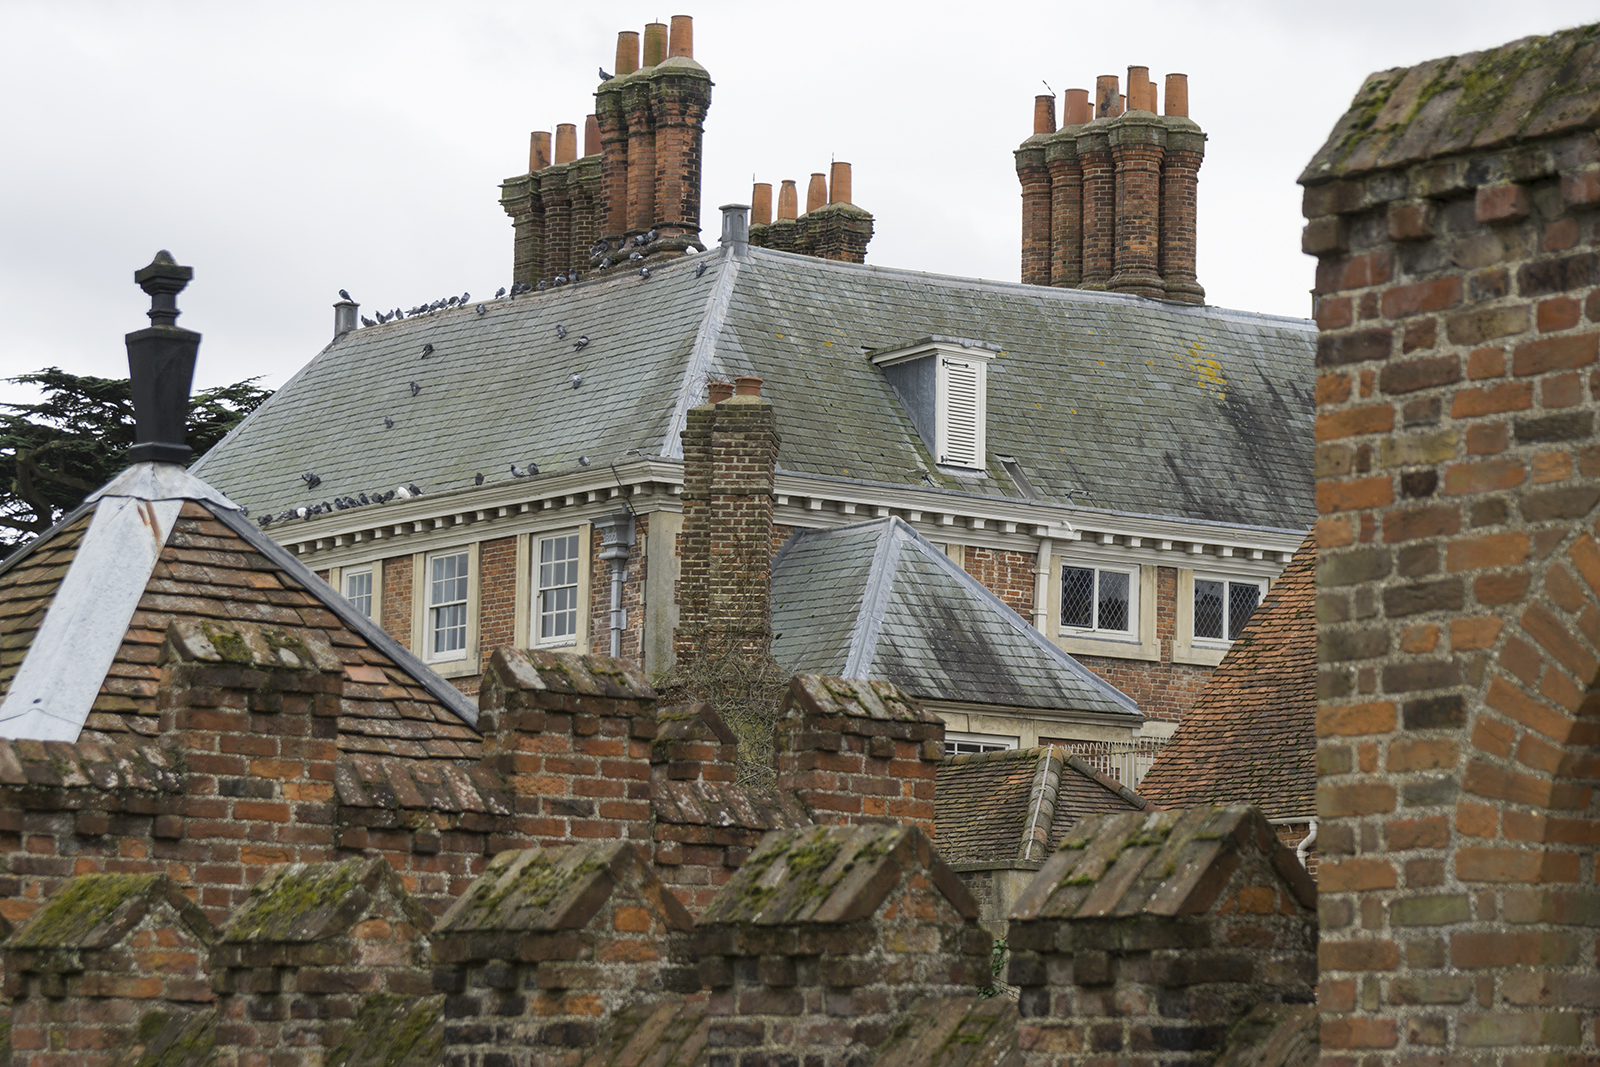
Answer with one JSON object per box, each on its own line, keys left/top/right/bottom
{"left": 937, "top": 356, "right": 985, "bottom": 469}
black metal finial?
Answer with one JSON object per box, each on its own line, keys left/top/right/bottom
{"left": 126, "top": 251, "right": 201, "bottom": 466}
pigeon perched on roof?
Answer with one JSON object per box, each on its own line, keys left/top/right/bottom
{"left": 339, "top": 289, "right": 353, "bottom": 301}
{"left": 628, "top": 251, "right": 643, "bottom": 261}
{"left": 460, "top": 292, "right": 469, "bottom": 304}
{"left": 578, "top": 456, "right": 590, "bottom": 467}
{"left": 384, "top": 416, "right": 394, "bottom": 429}
{"left": 410, "top": 382, "right": 421, "bottom": 396}
{"left": 599, "top": 256, "right": 614, "bottom": 269}
{"left": 301, "top": 471, "right": 321, "bottom": 489}
{"left": 638, "top": 266, "right": 651, "bottom": 280}
{"left": 696, "top": 262, "right": 708, "bottom": 277}
{"left": 536, "top": 279, "right": 549, "bottom": 291}
{"left": 554, "top": 272, "right": 568, "bottom": 286}
{"left": 556, "top": 325, "right": 567, "bottom": 339}
{"left": 446, "top": 296, "right": 459, "bottom": 308}
{"left": 495, "top": 287, "right": 506, "bottom": 299}
{"left": 296, "top": 506, "right": 308, "bottom": 519}
{"left": 394, "top": 485, "right": 411, "bottom": 499}
{"left": 360, "top": 316, "right": 375, "bottom": 327}
{"left": 571, "top": 374, "right": 583, "bottom": 389}
{"left": 644, "top": 228, "right": 658, "bottom": 243}
{"left": 474, "top": 473, "right": 485, "bottom": 486}
{"left": 573, "top": 335, "right": 589, "bottom": 350}
{"left": 590, "top": 240, "right": 610, "bottom": 258}
{"left": 421, "top": 343, "right": 434, "bottom": 358}
{"left": 394, "top": 308, "right": 404, "bottom": 319}
{"left": 599, "top": 66, "right": 613, "bottom": 81}
{"left": 407, "top": 483, "right": 422, "bottom": 496}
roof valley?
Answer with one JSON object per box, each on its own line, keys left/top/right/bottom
{"left": 660, "top": 248, "right": 740, "bottom": 459}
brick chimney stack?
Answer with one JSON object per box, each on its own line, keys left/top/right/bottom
{"left": 674, "top": 377, "right": 779, "bottom": 667}
{"left": 502, "top": 17, "right": 711, "bottom": 288}
{"left": 1017, "top": 67, "right": 1206, "bottom": 304}
{"left": 749, "top": 164, "right": 874, "bottom": 263}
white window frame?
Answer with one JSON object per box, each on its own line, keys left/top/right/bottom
{"left": 410, "top": 545, "right": 480, "bottom": 674}
{"left": 1174, "top": 569, "right": 1269, "bottom": 666}
{"left": 944, "top": 731, "right": 1018, "bottom": 757}
{"left": 1058, "top": 563, "right": 1138, "bottom": 638}
{"left": 1048, "top": 556, "right": 1159, "bottom": 662}
{"left": 1190, "top": 573, "right": 1267, "bottom": 645}
{"left": 512, "top": 525, "right": 592, "bottom": 654}
{"left": 342, "top": 566, "right": 374, "bottom": 619}
{"left": 535, "top": 529, "right": 584, "bottom": 648}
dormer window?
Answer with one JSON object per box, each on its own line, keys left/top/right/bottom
{"left": 871, "top": 336, "right": 998, "bottom": 472}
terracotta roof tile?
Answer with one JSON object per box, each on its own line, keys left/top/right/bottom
{"left": 1136, "top": 533, "right": 1315, "bottom": 821}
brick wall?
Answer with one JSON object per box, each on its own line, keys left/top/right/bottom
{"left": 963, "top": 546, "right": 1036, "bottom": 620}
{"left": 1072, "top": 566, "right": 1211, "bottom": 722}
{"left": 381, "top": 556, "right": 412, "bottom": 648}
{"left": 477, "top": 536, "right": 517, "bottom": 673}
{"left": 1303, "top": 28, "right": 1600, "bottom": 1065}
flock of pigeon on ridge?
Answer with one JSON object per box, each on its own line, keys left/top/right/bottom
{"left": 255, "top": 243, "right": 716, "bottom": 530}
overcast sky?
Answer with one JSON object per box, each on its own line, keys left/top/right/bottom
{"left": 1, "top": 1, "right": 1594, "bottom": 406}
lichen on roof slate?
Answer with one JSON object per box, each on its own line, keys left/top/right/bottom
{"left": 220, "top": 857, "right": 426, "bottom": 944}
{"left": 1302, "top": 23, "right": 1600, "bottom": 182}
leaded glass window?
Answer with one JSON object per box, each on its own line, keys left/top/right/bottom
{"left": 1194, "top": 577, "right": 1264, "bottom": 642}
{"left": 1061, "top": 565, "right": 1133, "bottom": 634}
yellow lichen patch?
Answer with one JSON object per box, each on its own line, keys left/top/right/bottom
{"left": 1175, "top": 339, "right": 1227, "bottom": 400}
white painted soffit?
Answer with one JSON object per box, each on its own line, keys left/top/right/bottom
{"left": 0, "top": 496, "right": 182, "bottom": 742}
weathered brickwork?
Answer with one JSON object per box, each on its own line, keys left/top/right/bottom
{"left": 381, "top": 556, "right": 412, "bottom": 647}
{"left": 476, "top": 536, "right": 517, "bottom": 674}
{"left": 963, "top": 547, "right": 1037, "bottom": 620}
{"left": 1303, "top": 26, "right": 1600, "bottom": 1065}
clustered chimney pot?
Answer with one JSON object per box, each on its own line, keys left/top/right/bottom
{"left": 554, "top": 123, "right": 577, "bottom": 165}
{"left": 805, "top": 173, "right": 827, "bottom": 214}
{"left": 1096, "top": 74, "right": 1121, "bottom": 118}
{"left": 584, "top": 114, "right": 600, "bottom": 157}
{"left": 707, "top": 381, "right": 734, "bottom": 403}
{"left": 777, "top": 180, "right": 798, "bottom": 220}
{"left": 1033, "top": 94, "right": 1056, "bottom": 135}
{"left": 642, "top": 21, "right": 667, "bottom": 66}
{"left": 1064, "top": 88, "right": 1091, "bottom": 125}
{"left": 615, "top": 30, "right": 640, "bottom": 75}
{"left": 751, "top": 182, "right": 773, "bottom": 225}
{"left": 733, "top": 376, "right": 763, "bottom": 397}
{"left": 828, "top": 162, "right": 852, "bottom": 206}
{"left": 1165, "top": 73, "right": 1189, "bottom": 117}
{"left": 668, "top": 15, "right": 693, "bottom": 59}
{"left": 529, "top": 131, "right": 552, "bottom": 172}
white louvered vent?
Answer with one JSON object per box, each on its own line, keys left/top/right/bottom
{"left": 937, "top": 357, "right": 986, "bottom": 470}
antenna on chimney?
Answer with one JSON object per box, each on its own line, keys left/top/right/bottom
{"left": 126, "top": 251, "right": 200, "bottom": 466}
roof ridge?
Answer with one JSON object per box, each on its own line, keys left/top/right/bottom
{"left": 660, "top": 246, "right": 739, "bottom": 459}
{"left": 841, "top": 517, "right": 907, "bottom": 678}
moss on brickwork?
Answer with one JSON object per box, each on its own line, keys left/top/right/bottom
{"left": 112, "top": 1009, "right": 216, "bottom": 1067}
{"left": 11, "top": 873, "right": 165, "bottom": 949}
{"left": 702, "top": 824, "right": 930, "bottom": 926}
{"left": 437, "top": 845, "right": 612, "bottom": 933}
{"left": 221, "top": 860, "right": 365, "bottom": 943}
{"left": 326, "top": 993, "right": 443, "bottom": 1067}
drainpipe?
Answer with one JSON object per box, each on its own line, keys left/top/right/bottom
{"left": 595, "top": 514, "right": 635, "bottom": 658}
{"left": 1296, "top": 818, "right": 1318, "bottom": 869}
{"left": 1032, "top": 535, "right": 1053, "bottom": 633}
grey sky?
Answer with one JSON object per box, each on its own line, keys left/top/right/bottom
{"left": 1, "top": 1, "right": 1594, "bottom": 403}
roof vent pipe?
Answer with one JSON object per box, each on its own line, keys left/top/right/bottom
{"left": 719, "top": 203, "right": 750, "bottom": 256}
{"left": 333, "top": 298, "right": 358, "bottom": 340}
{"left": 126, "top": 251, "right": 199, "bottom": 465}
{"left": 668, "top": 15, "right": 693, "bottom": 58}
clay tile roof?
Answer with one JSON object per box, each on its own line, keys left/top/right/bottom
{"left": 1303, "top": 24, "right": 1600, "bottom": 182}
{"left": 0, "top": 463, "right": 479, "bottom": 752}
{"left": 698, "top": 824, "right": 976, "bottom": 928}
{"left": 937, "top": 746, "right": 1148, "bottom": 864}
{"left": 1136, "top": 533, "right": 1315, "bottom": 821}
{"left": 1009, "top": 804, "right": 1317, "bottom": 923}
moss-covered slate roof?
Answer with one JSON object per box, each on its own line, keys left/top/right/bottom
{"left": 192, "top": 245, "right": 1315, "bottom": 531}
{"left": 873, "top": 995, "right": 1021, "bottom": 1067}
{"left": 699, "top": 824, "right": 977, "bottom": 928}
{"left": 1137, "top": 533, "right": 1315, "bottom": 821}
{"left": 1008, "top": 805, "right": 1316, "bottom": 923}
{"left": 220, "top": 857, "right": 428, "bottom": 943}
{"left": 327, "top": 993, "right": 444, "bottom": 1067}
{"left": 772, "top": 519, "right": 1137, "bottom": 715}
{"left": 10, "top": 872, "right": 213, "bottom": 952}
{"left": 435, "top": 841, "right": 692, "bottom": 935}
{"left": 1302, "top": 22, "right": 1600, "bottom": 182}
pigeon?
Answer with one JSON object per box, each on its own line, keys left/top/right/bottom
{"left": 644, "top": 228, "right": 658, "bottom": 243}
{"left": 589, "top": 240, "right": 610, "bottom": 258}
{"left": 301, "top": 471, "right": 321, "bottom": 489}
{"left": 536, "top": 279, "right": 549, "bottom": 291}
{"left": 394, "top": 308, "right": 404, "bottom": 319}
{"left": 599, "top": 256, "right": 614, "bottom": 269}
{"left": 360, "top": 315, "right": 375, "bottom": 327}
{"left": 474, "top": 473, "right": 485, "bottom": 486}
{"left": 446, "top": 296, "right": 459, "bottom": 308}
{"left": 384, "top": 416, "right": 394, "bottom": 429}
{"left": 322, "top": 501, "right": 332, "bottom": 512}
{"left": 696, "top": 262, "right": 708, "bottom": 277}
{"left": 598, "top": 66, "right": 613, "bottom": 81}
{"left": 410, "top": 382, "right": 421, "bottom": 396}
{"left": 568, "top": 270, "right": 580, "bottom": 283}
{"left": 460, "top": 292, "right": 469, "bottom": 303}
{"left": 495, "top": 287, "right": 506, "bottom": 298}
{"left": 335, "top": 498, "right": 348, "bottom": 510}
{"left": 407, "top": 484, "right": 422, "bottom": 496}
{"left": 296, "top": 506, "right": 308, "bottom": 519}
{"left": 578, "top": 456, "right": 591, "bottom": 467}
{"left": 421, "top": 343, "right": 434, "bottom": 358}
{"left": 573, "top": 335, "right": 589, "bottom": 351}
{"left": 632, "top": 233, "right": 647, "bottom": 247}
{"left": 259, "top": 514, "right": 272, "bottom": 527}
{"left": 476, "top": 304, "right": 486, "bottom": 315}
{"left": 339, "top": 289, "right": 353, "bottom": 301}
{"left": 628, "top": 251, "right": 643, "bottom": 261}
{"left": 394, "top": 485, "right": 412, "bottom": 500}
{"left": 374, "top": 312, "right": 387, "bottom": 324}
{"left": 638, "top": 266, "right": 651, "bottom": 280}
{"left": 510, "top": 462, "right": 540, "bottom": 477}
{"left": 554, "top": 272, "right": 568, "bottom": 286}
{"left": 571, "top": 374, "right": 583, "bottom": 389}
{"left": 556, "top": 325, "right": 567, "bottom": 339}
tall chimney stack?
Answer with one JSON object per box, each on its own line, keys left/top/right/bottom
{"left": 1016, "top": 66, "right": 1206, "bottom": 305}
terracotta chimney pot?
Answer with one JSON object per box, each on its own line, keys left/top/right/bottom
{"left": 1127, "top": 66, "right": 1152, "bottom": 112}
{"left": 1095, "top": 75, "right": 1121, "bottom": 119}
{"left": 1064, "top": 88, "right": 1091, "bottom": 125}
{"left": 668, "top": 15, "right": 693, "bottom": 58}
{"left": 829, "top": 162, "right": 852, "bottom": 205}
{"left": 584, "top": 115, "right": 600, "bottom": 157}
{"left": 752, "top": 183, "right": 773, "bottom": 225}
{"left": 1033, "top": 94, "right": 1056, "bottom": 135}
{"left": 554, "top": 123, "right": 577, "bottom": 164}
{"left": 708, "top": 381, "right": 735, "bottom": 403}
{"left": 529, "top": 131, "right": 552, "bottom": 172}
{"left": 1165, "top": 73, "right": 1189, "bottom": 118}
{"left": 777, "top": 180, "right": 799, "bottom": 220}
{"left": 734, "top": 376, "right": 763, "bottom": 397}
{"left": 805, "top": 173, "right": 827, "bottom": 214}
{"left": 615, "top": 30, "right": 640, "bottom": 75}
{"left": 642, "top": 22, "right": 667, "bottom": 66}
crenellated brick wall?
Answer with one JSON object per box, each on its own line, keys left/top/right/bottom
{"left": 1303, "top": 26, "right": 1600, "bottom": 1065}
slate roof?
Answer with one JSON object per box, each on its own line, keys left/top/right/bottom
{"left": 771, "top": 517, "right": 1138, "bottom": 715}
{"left": 1135, "top": 532, "right": 1315, "bottom": 821}
{"left": 192, "top": 245, "right": 1316, "bottom": 530}
{"left": 0, "top": 462, "right": 479, "bottom": 752}
{"left": 936, "top": 746, "right": 1149, "bottom": 865}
